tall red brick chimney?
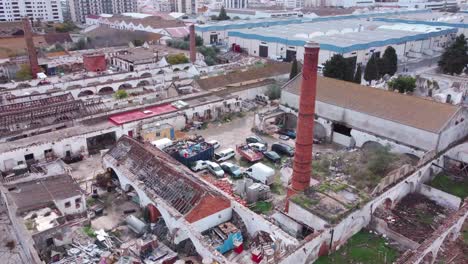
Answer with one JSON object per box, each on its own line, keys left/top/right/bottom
{"left": 189, "top": 24, "right": 196, "bottom": 63}
{"left": 22, "top": 17, "right": 40, "bottom": 78}
{"left": 289, "top": 41, "right": 320, "bottom": 195}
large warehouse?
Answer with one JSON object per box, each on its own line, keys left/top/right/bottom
{"left": 195, "top": 9, "right": 427, "bottom": 46}
{"left": 228, "top": 19, "right": 456, "bottom": 64}
{"left": 196, "top": 10, "right": 463, "bottom": 65}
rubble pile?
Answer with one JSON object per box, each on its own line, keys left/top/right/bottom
{"left": 376, "top": 193, "right": 451, "bottom": 243}
{"left": 202, "top": 175, "right": 247, "bottom": 206}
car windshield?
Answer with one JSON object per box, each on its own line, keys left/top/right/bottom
{"left": 231, "top": 165, "right": 240, "bottom": 171}
{"left": 213, "top": 166, "right": 222, "bottom": 171}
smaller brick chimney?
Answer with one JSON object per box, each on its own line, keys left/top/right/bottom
{"left": 22, "top": 17, "right": 40, "bottom": 78}
{"left": 189, "top": 24, "right": 196, "bottom": 63}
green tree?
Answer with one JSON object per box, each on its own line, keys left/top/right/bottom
{"left": 218, "top": 7, "right": 230, "bottom": 20}
{"left": 387, "top": 76, "right": 416, "bottom": 93}
{"left": 353, "top": 64, "right": 362, "bottom": 84}
{"left": 167, "top": 54, "right": 189, "bottom": 65}
{"left": 266, "top": 84, "right": 281, "bottom": 100}
{"left": 381, "top": 46, "right": 398, "bottom": 76}
{"left": 183, "top": 34, "right": 203, "bottom": 46}
{"left": 114, "top": 90, "right": 128, "bottom": 99}
{"left": 323, "top": 54, "right": 348, "bottom": 80}
{"left": 16, "top": 64, "right": 32, "bottom": 81}
{"left": 72, "top": 38, "right": 87, "bottom": 50}
{"left": 290, "top": 59, "right": 299, "bottom": 80}
{"left": 55, "top": 21, "right": 78, "bottom": 33}
{"left": 132, "top": 39, "right": 145, "bottom": 47}
{"left": 198, "top": 46, "right": 219, "bottom": 65}
{"left": 438, "top": 34, "right": 468, "bottom": 75}
{"left": 364, "top": 54, "right": 380, "bottom": 83}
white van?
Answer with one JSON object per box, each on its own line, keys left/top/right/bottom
{"left": 244, "top": 163, "right": 275, "bottom": 185}
{"left": 151, "top": 138, "right": 173, "bottom": 150}
{"left": 207, "top": 139, "right": 221, "bottom": 149}
{"left": 214, "top": 148, "right": 235, "bottom": 162}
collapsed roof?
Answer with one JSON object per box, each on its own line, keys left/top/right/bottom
{"left": 104, "top": 136, "right": 231, "bottom": 223}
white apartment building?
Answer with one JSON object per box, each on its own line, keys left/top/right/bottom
{"left": 278, "top": 0, "right": 304, "bottom": 8}
{"left": 69, "top": 0, "right": 138, "bottom": 23}
{"left": 0, "top": 0, "right": 63, "bottom": 22}
{"left": 224, "top": 0, "right": 249, "bottom": 9}
{"left": 304, "top": 0, "right": 458, "bottom": 9}
{"left": 173, "top": 0, "right": 197, "bottom": 14}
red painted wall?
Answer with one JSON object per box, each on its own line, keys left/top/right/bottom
{"left": 83, "top": 54, "right": 106, "bottom": 72}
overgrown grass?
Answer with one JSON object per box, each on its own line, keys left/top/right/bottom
{"left": 271, "top": 182, "right": 284, "bottom": 195}
{"left": 83, "top": 226, "right": 97, "bottom": 238}
{"left": 429, "top": 173, "right": 468, "bottom": 199}
{"left": 250, "top": 201, "right": 272, "bottom": 214}
{"left": 86, "top": 197, "right": 97, "bottom": 207}
{"left": 291, "top": 194, "right": 319, "bottom": 209}
{"left": 315, "top": 231, "right": 399, "bottom": 264}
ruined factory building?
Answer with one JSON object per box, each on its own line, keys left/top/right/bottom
{"left": 103, "top": 136, "right": 231, "bottom": 224}
{"left": 281, "top": 74, "right": 468, "bottom": 154}
{"left": 6, "top": 174, "right": 84, "bottom": 214}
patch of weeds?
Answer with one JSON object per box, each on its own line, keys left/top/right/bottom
{"left": 271, "top": 183, "right": 284, "bottom": 195}
{"left": 312, "top": 159, "right": 330, "bottom": 180}
{"left": 291, "top": 194, "right": 319, "bottom": 209}
{"left": 86, "top": 197, "right": 97, "bottom": 206}
{"left": 201, "top": 122, "right": 208, "bottom": 130}
{"left": 429, "top": 173, "right": 468, "bottom": 199}
{"left": 317, "top": 181, "right": 347, "bottom": 193}
{"left": 416, "top": 211, "right": 434, "bottom": 225}
{"left": 83, "top": 225, "right": 97, "bottom": 238}
{"left": 249, "top": 201, "right": 272, "bottom": 214}
{"left": 24, "top": 219, "right": 36, "bottom": 231}
{"left": 315, "top": 231, "right": 399, "bottom": 264}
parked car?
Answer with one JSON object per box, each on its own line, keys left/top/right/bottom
{"left": 207, "top": 140, "right": 221, "bottom": 149}
{"left": 248, "top": 142, "right": 267, "bottom": 152}
{"left": 271, "top": 142, "right": 295, "bottom": 157}
{"left": 264, "top": 151, "right": 281, "bottom": 163}
{"left": 190, "top": 160, "right": 209, "bottom": 172}
{"left": 220, "top": 162, "right": 242, "bottom": 178}
{"left": 246, "top": 135, "right": 268, "bottom": 146}
{"left": 279, "top": 135, "right": 290, "bottom": 141}
{"left": 278, "top": 128, "right": 296, "bottom": 139}
{"left": 214, "top": 148, "right": 235, "bottom": 162}
{"left": 206, "top": 161, "right": 225, "bottom": 177}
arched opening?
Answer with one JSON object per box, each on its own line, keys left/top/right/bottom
{"left": 16, "top": 83, "right": 31, "bottom": 88}
{"left": 118, "top": 83, "right": 132, "bottom": 90}
{"left": 157, "top": 70, "right": 164, "bottom": 74}
{"left": 77, "top": 90, "right": 94, "bottom": 97}
{"left": 384, "top": 198, "right": 393, "bottom": 210}
{"left": 137, "top": 80, "right": 150, "bottom": 87}
{"left": 30, "top": 90, "right": 40, "bottom": 95}
{"left": 314, "top": 122, "right": 327, "bottom": 140}
{"left": 98, "top": 86, "right": 114, "bottom": 95}
{"left": 361, "top": 141, "right": 384, "bottom": 151}
{"left": 53, "top": 116, "right": 71, "bottom": 123}
{"left": 422, "top": 251, "right": 434, "bottom": 264}
{"left": 184, "top": 66, "right": 190, "bottom": 70}
{"left": 140, "top": 72, "right": 152, "bottom": 78}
